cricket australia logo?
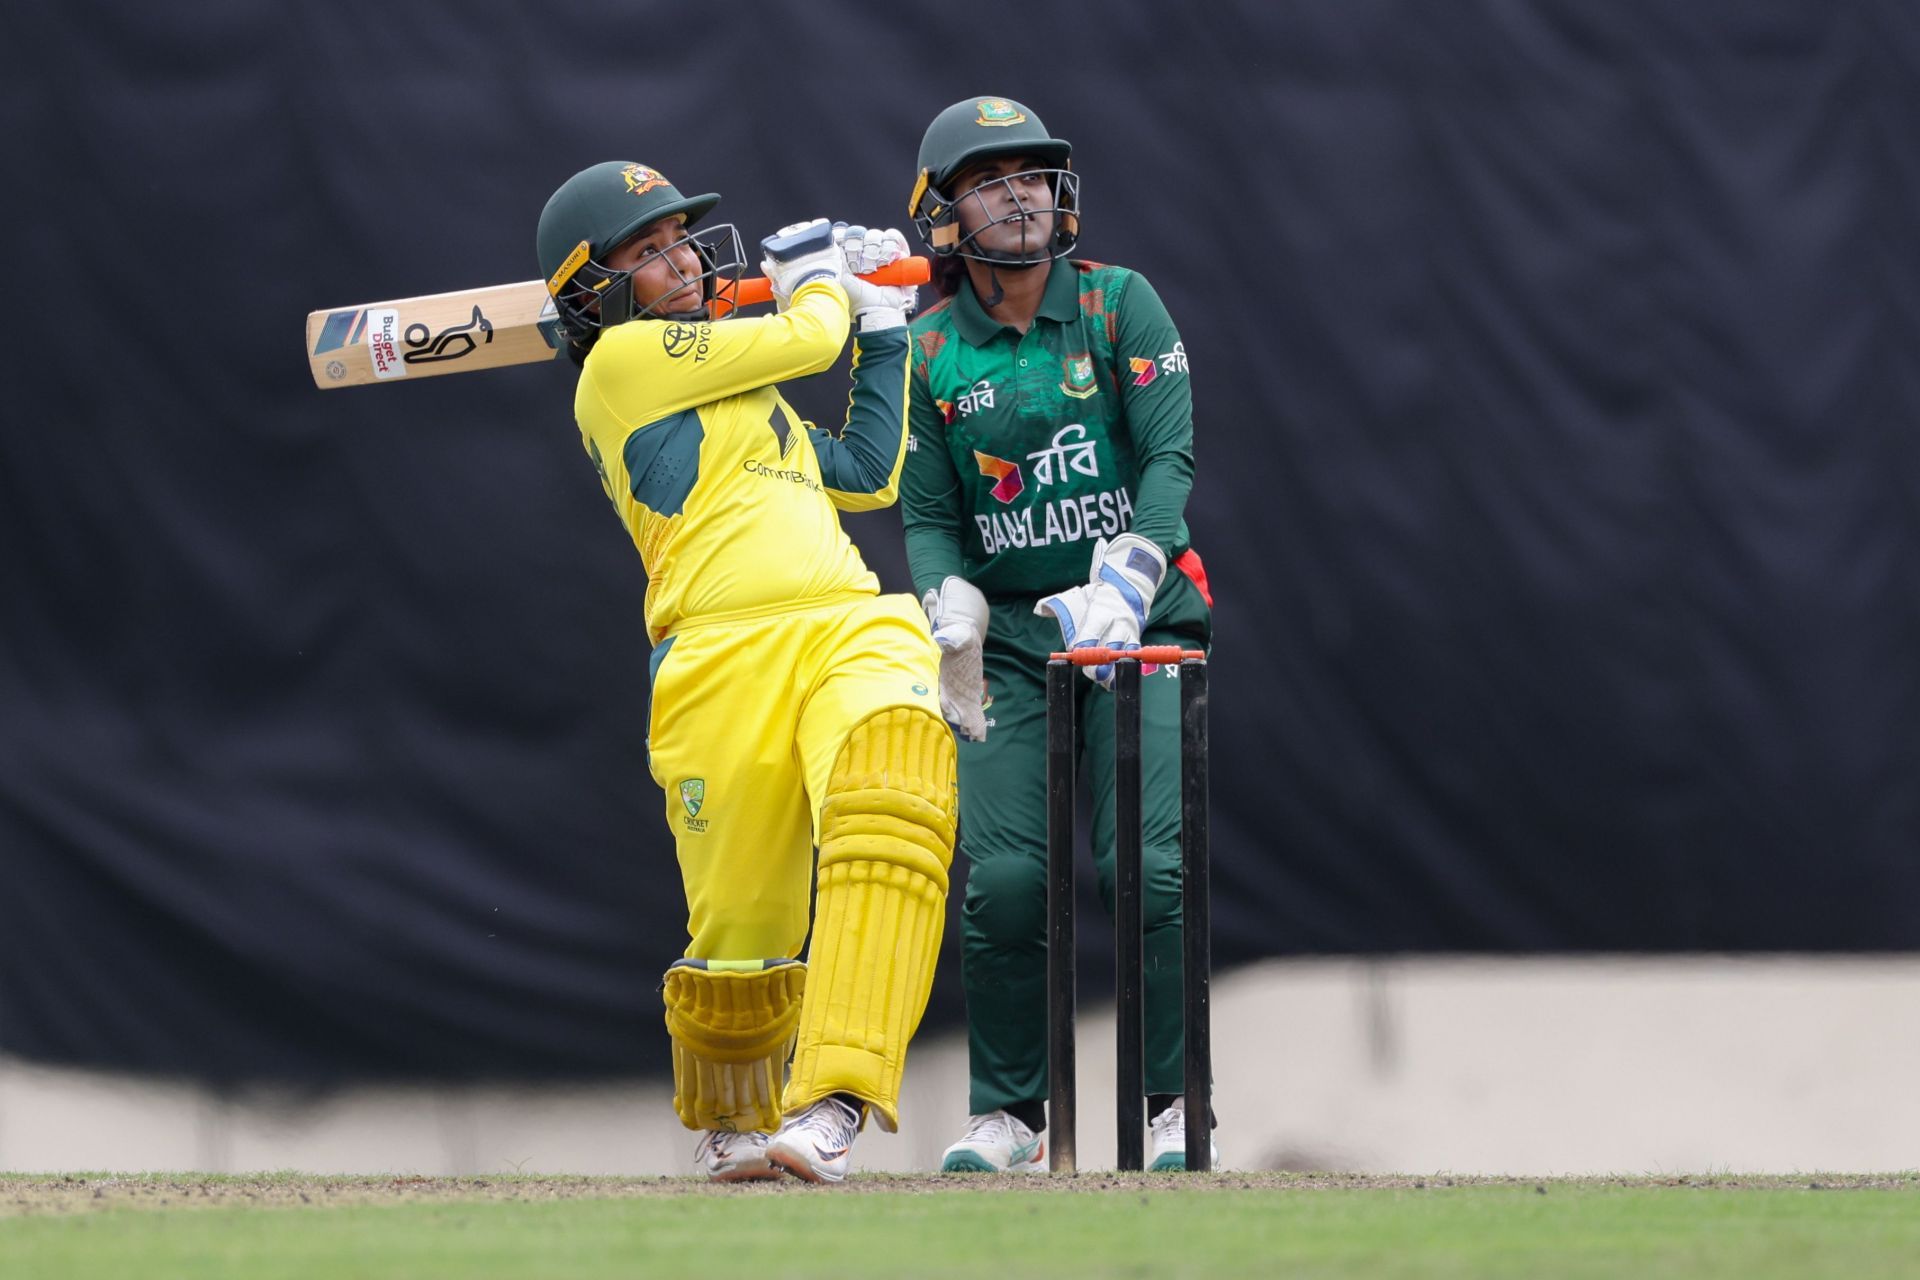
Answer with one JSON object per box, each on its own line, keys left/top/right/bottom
{"left": 679, "top": 778, "right": 708, "bottom": 833}
{"left": 623, "top": 164, "right": 669, "bottom": 196}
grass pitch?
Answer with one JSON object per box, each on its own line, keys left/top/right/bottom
{"left": 3, "top": 1172, "right": 1917, "bottom": 1280}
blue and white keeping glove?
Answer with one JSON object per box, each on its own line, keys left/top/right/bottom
{"left": 922, "top": 576, "right": 990, "bottom": 742}
{"left": 758, "top": 218, "right": 841, "bottom": 312}
{"left": 1034, "top": 533, "right": 1168, "bottom": 688}
{"left": 833, "top": 223, "right": 916, "bottom": 332}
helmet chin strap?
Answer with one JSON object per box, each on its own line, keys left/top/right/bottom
{"left": 970, "top": 209, "right": 1054, "bottom": 307}
{"left": 974, "top": 251, "right": 1046, "bottom": 310}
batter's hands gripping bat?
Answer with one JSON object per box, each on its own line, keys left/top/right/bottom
{"left": 305, "top": 258, "right": 931, "bottom": 390}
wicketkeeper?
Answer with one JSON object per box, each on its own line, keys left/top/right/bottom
{"left": 899, "top": 98, "right": 1218, "bottom": 1171}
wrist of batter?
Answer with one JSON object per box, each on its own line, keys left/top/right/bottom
{"left": 855, "top": 306, "right": 906, "bottom": 333}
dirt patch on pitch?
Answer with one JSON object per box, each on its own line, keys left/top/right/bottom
{"left": 3, "top": 1170, "right": 1915, "bottom": 1216}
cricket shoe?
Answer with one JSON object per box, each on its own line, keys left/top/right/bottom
{"left": 940, "top": 1110, "right": 1046, "bottom": 1173}
{"left": 767, "top": 1095, "right": 863, "bottom": 1184}
{"left": 695, "top": 1129, "right": 780, "bottom": 1183}
{"left": 1147, "top": 1097, "right": 1221, "bottom": 1172}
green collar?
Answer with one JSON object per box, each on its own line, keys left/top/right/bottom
{"left": 950, "top": 260, "right": 1082, "bottom": 346}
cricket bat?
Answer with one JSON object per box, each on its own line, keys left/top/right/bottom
{"left": 305, "top": 259, "right": 931, "bottom": 390}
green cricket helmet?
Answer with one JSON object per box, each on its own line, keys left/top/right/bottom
{"left": 535, "top": 161, "right": 746, "bottom": 346}
{"left": 907, "top": 97, "right": 1079, "bottom": 264}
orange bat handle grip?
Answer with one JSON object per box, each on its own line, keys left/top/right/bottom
{"left": 720, "top": 257, "right": 932, "bottom": 308}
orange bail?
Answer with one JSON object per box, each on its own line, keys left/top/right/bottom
{"left": 1048, "top": 647, "right": 1205, "bottom": 666}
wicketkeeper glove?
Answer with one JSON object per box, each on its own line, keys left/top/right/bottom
{"left": 1034, "top": 533, "right": 1167, "bottom": 689}
{"left": 922, "top": 575, "right": 991, "bottom": 742}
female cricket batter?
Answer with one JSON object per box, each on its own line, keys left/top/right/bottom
{"left": 535, "top": 161, "right": 955, "bottom": 1183}
{"left": 899, "top": 99, "right": 1217, "bottom": 1172}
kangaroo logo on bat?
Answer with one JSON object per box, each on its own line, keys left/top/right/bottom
{"left": 402, "top": 305, "right": 494, "bottom": 365}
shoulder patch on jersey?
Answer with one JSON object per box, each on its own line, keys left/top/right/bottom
{"left": 624, "top": 409, "right": 705, "bottom": 517}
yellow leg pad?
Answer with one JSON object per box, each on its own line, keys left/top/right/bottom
{"left": 786, "top": 708, "right": 957, "bottom": 1131}
{"left": 663, "top": 959, "right": 806, "bottom": 1133}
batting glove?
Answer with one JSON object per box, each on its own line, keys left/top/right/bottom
{"left": 759, "top": 219, "right": 842, "bottom": 312}
{"left": 1034, "top": 533, "right": 1167, "bottom": 688}
{"left": 834, "top": 223, "right": 916, "bottom": 332}
{"left": 922, "top": 576, "right": 990, "bottom": 742}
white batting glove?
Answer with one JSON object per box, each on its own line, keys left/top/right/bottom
{"left": 1034, "top": 534, "right": 1168, "bottom": 688}
{"left": 759, "top": 219, "right": 842, "bottom": 312}
{"left": 833, "top": 223, "right": 916, "bottom": 332}
{"left": 922, "top": 576, "right": 990, "bottom": 742}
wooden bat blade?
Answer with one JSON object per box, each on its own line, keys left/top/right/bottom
{"left": 305, "top": 258, "right": 935, "bottom": 390}
{"left": 306, "top": 281, "right": 564, "bottom": 390}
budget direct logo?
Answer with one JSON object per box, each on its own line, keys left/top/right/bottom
{"left": 366, "top": 308, "right": 406, "bottom": 380}
{"left": 974, "top": 450, "right": 1025, "bottom": 504}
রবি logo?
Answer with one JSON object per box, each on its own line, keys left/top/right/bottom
{"left": 976, "top": 99, "right": 1027, "bottom": 127}
{"left": 1129, "top": 356, "right": 1157, "bottom": 387}
{"left": 973, "top": 450, "right": 1025, "bottom": 504}
{"left": 623, "top": 164, "right": 669, "bottom": 196}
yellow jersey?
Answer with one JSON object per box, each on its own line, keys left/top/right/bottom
{"left": 573, "top": 281, "right": 912, "bottom": 643}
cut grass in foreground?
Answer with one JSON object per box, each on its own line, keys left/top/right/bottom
{"left": 2, "top": 1173, "right": 1917, "bottom": 1280}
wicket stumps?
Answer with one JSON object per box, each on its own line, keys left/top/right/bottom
{"left": 1045, "top": 646, "right": 1211, "bottom": 1173}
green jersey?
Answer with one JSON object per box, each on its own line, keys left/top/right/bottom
{"left": 901, "top": 260, "right": 1196, "bottom": 602}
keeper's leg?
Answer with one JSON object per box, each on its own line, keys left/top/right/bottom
{"left": 785, "top": 702, "right": 957, "bottom": 1131}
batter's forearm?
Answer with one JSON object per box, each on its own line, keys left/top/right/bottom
{"left": 817, "top": 327, "right": 910, "bottom": 509}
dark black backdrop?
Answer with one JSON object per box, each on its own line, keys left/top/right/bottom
{"left": 3, "top": 0, "right": 1917, "bottom": 1081}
